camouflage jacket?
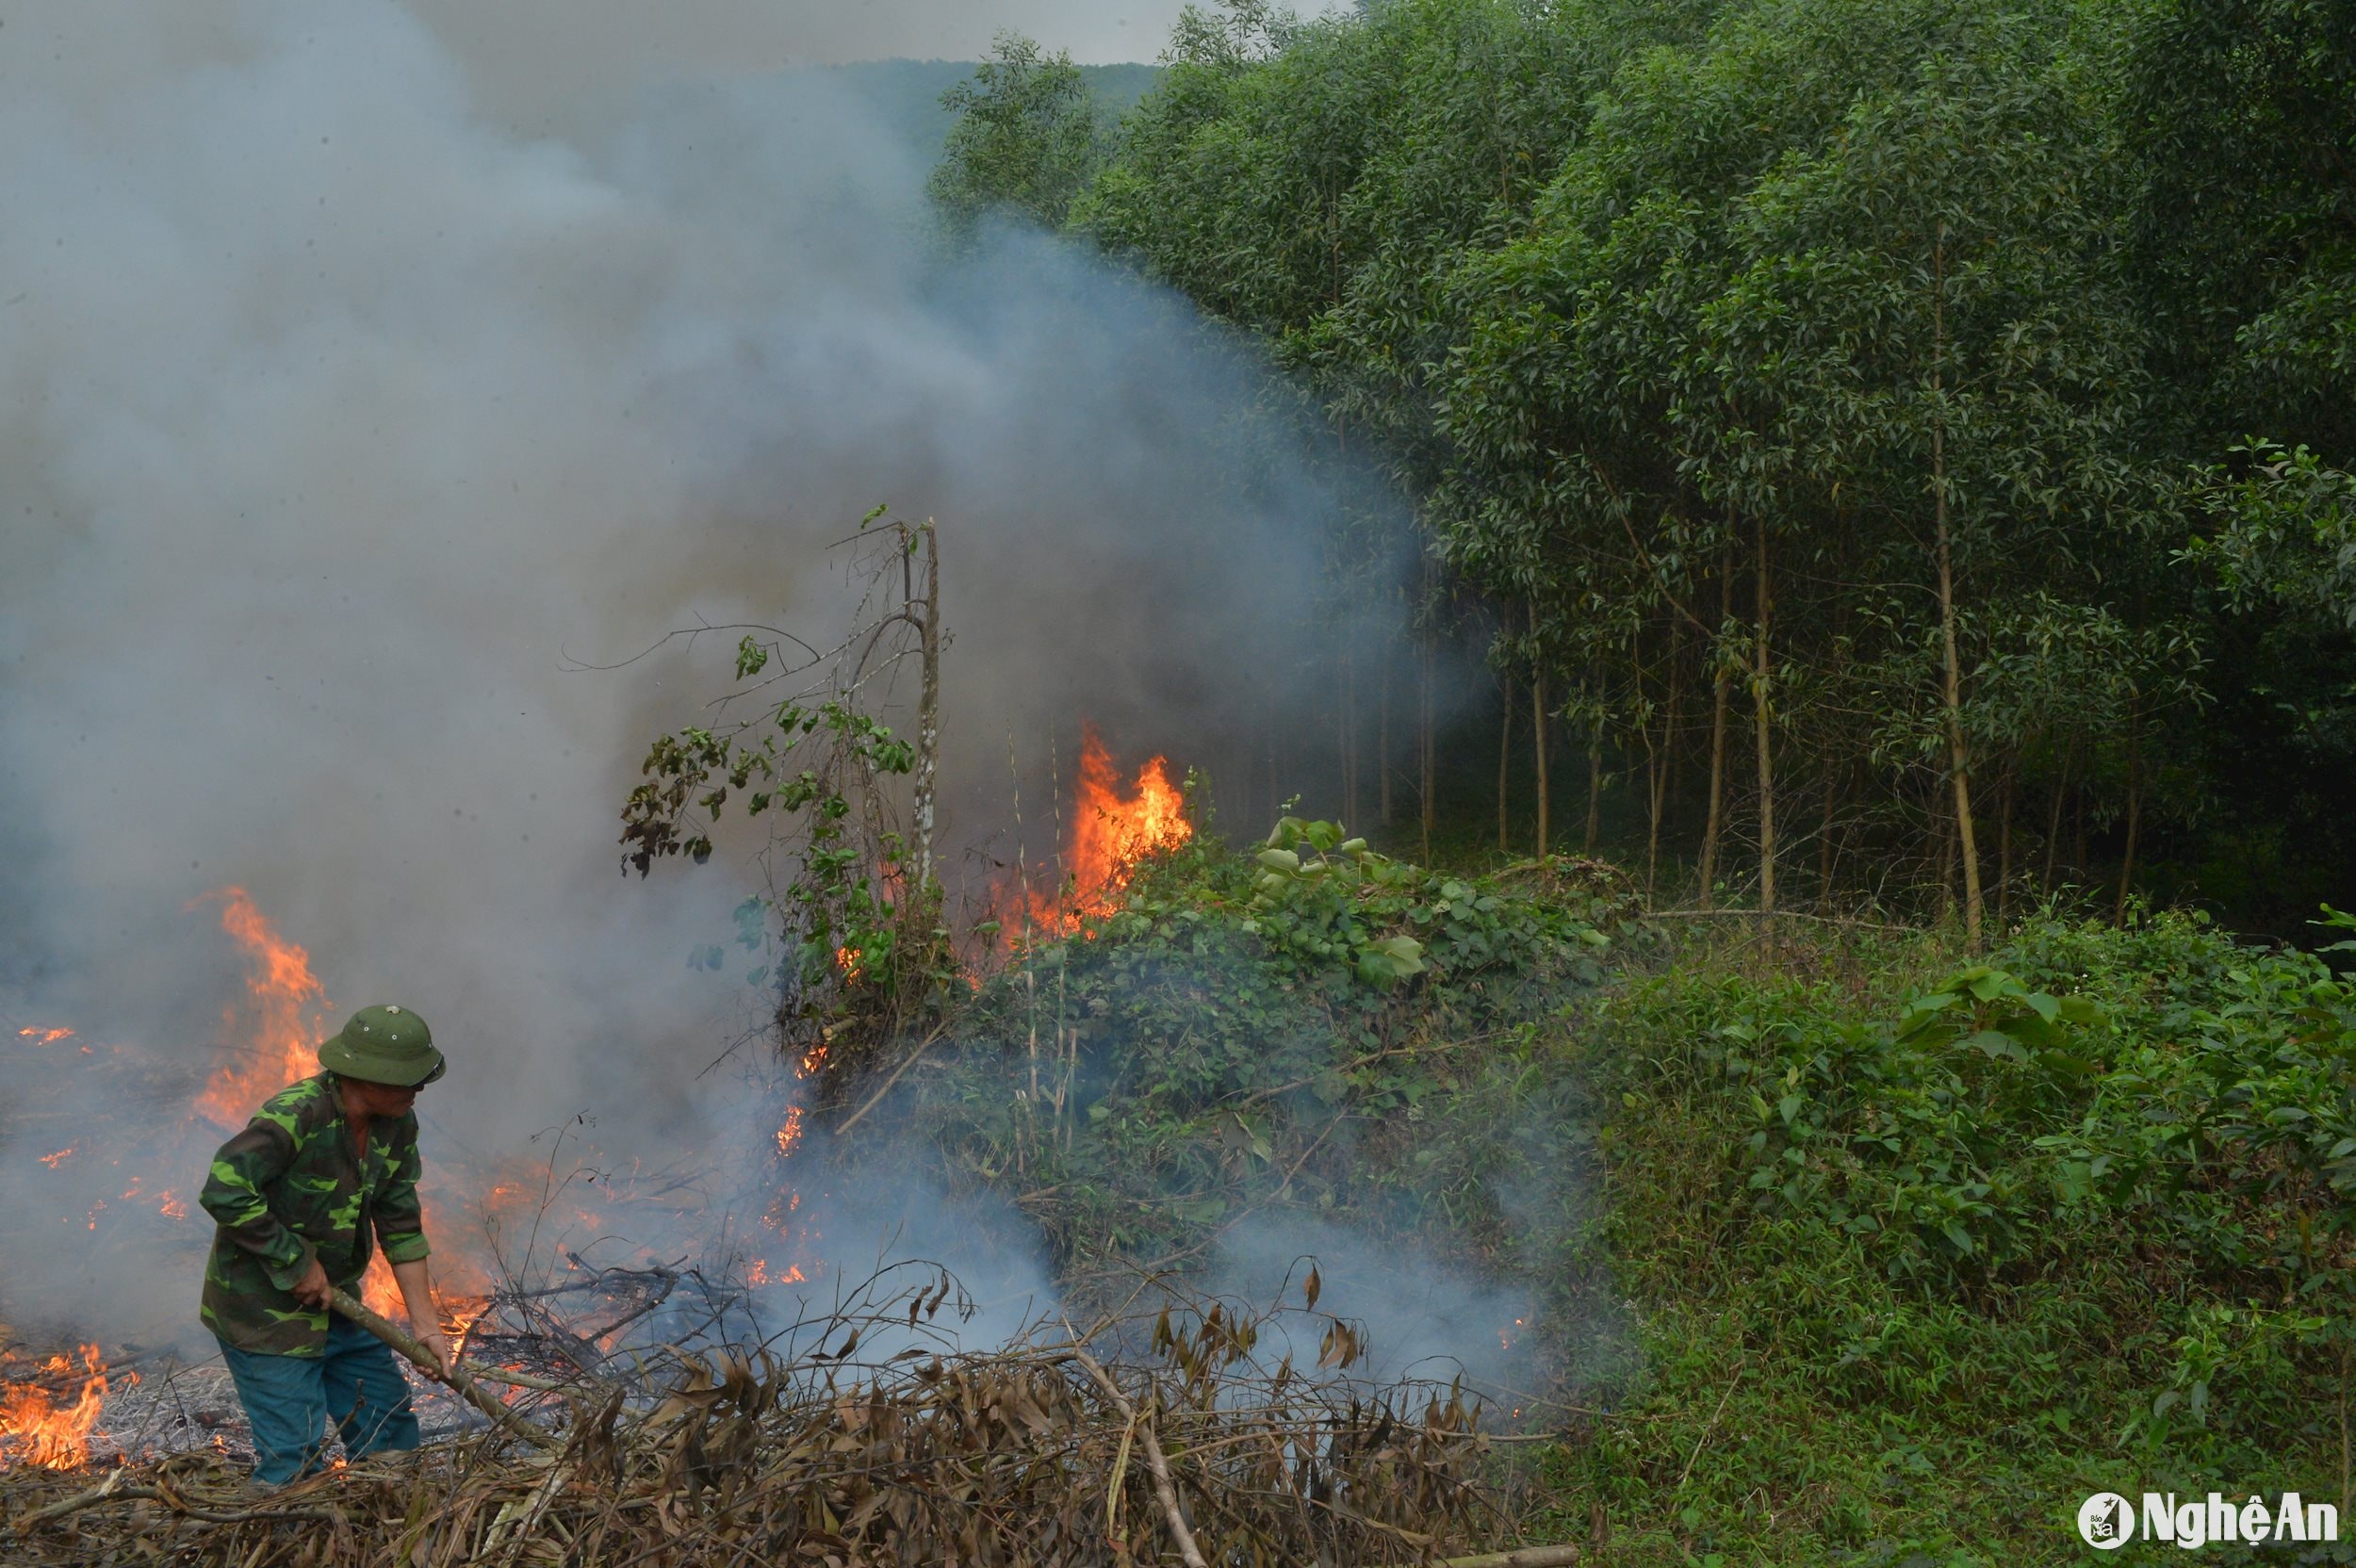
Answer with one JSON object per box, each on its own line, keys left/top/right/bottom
{"left": 198, "top": 1072, "right": 430, "bottom": 1355}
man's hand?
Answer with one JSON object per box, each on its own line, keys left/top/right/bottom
{"left": 408, "top": 1319, "right": 453, "bottom": 1382}
{"left": 290, "top": 1256, "right": 333, "bottom": 1310}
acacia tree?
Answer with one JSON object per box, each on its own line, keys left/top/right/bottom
{"left": 929, "top": 33, "right": 1103, "bottom": 242}
{"left": 1084, "top": 0, "right": 1712, "bottom": 842}
{"left": 1052, "top": 0, "right": 2343, "bottom": 914}
{"left": 1693, "top": 3, "right": 2151, "bottom": 945}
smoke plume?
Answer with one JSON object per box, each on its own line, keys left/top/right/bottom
{"left": 0, "top": 2, "right": 1427, "bottom": 1353}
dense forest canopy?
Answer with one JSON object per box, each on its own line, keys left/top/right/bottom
{"left": 938, "top": 0, "right": 2356, "bottom": 939}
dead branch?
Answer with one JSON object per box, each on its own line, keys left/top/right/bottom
{"left": 1438, "top": 1546, "right": 1582, "bottom": 1568}
{"left": 1068, "top": 1345, "right": 1212, "bottom": 1568}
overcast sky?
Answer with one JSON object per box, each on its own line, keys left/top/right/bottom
{"left": 406, "top": 0, "right": 1347, "bottom": 132}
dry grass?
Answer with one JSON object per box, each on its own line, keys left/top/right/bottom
{"left": 3, "top": 1270, "right": 1521, "bottom": 1566}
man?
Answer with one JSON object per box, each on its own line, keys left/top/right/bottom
{"left": 198, "top": 1003, "right": 454, "bottom": 1487}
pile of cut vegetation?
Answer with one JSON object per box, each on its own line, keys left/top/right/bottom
{"left": 2, "top": 1270, "right": 1509, "bottom": 1566}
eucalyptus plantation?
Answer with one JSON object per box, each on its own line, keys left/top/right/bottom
{"left": 941, "top": 0, "right": 2356, "bottom": 925}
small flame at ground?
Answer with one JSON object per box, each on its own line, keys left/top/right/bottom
{"left": 0, "top": 1347, "right": 130, "bottom": 1470}
{"left": 744, "top": 1258, "right": 807, "bottom": 1287}
{"left": 1027, "top": 726, "right": 1192, "bottom": 932}
{"left": 16, "top": 1026, "right": 73, "bottom": 1045}
{"left": 192, "top": 888, "right": 332, "bottom": 1130}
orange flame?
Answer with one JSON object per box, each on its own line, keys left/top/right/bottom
{"left": 360, "top": 1265, "right": 404, "bottom": 1321}
{"left": 745, "top": 1258, "right": 807, "bottom": 1287}
{"left": 353, "top": 1259, "right": 489, "bottom": 1340}
{"left": 1030, "top": 727, "right": 1191, "bottom": 931}
{"left": 15, "top": 1027, "right": 73, "bottom": 1045}
{"left": 192, "top": 888, "right": 332, "bottom": 1130}
{"left": 0, "top": 1347, "right": 127, "bottom": 1470}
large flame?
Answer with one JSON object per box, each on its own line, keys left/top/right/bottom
{"left": 0, "top": 1347, "right": 127, "bottom": 1470}
{"left": 192, "top": 888, "right": 332, "bottom": 1131}
{"left": 1029, "top": 727, "right": 1192, "bottom": 931}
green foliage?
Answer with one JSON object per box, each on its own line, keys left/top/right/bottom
{"left": 625, "top": 676, "right": 928, "bottom": 1022}
{"left": 1049, "top": 0, "right": 2356, "bottom": 925}
{"left": 2187, "top": 437, "right": 2356, "bottom": 631}
{"left": 842, "top": 817, "right": 2348, "bottom": 1553}
{"left": 1553, "top": 909, "right": 2345, "bottom": 1559}
{"left": 2122, "top": 0, "right": 2356, "bottom": 446}
{"left": 882, "top": 820, "right": 1624, "bottom": 1276}
{"left": 929, "top": 33, "right": 1104, "bottom": 241}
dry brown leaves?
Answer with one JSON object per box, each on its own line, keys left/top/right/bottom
{"left": 2, "top": 1277, "right": 1514, "bottom": 1566}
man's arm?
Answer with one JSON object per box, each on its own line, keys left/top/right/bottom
{"left": 198, "top": 1119, "right": 314, "bottom": 1294}
{"left": 370, "top": 1117, "right": 430, "bottom": 1267}
{"left": 389, "top": 1256, "right": 450, "bottom": 1380}
{"left": 373, "top": 1119, "right": 447, "bottom": 1376}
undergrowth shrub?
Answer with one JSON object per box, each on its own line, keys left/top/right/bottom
{"left": 883, "top": 821, "right": 1637, "bottom": 1302}
{"left": 1571, "top": 906, "right": 2349, "bottom": 1560}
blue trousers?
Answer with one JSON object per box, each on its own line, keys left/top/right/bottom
{"left": 217, "top": 1317, "right": 420, "bottom": 1484}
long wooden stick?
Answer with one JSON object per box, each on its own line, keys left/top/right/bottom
{"left": 1436, "top": 1546, "right": 1581, "bottom": 1568}
{"left": 11, "top": 1477, "right": 341, "bottom": 1532}
{"left": 328, "top": 1288, "right": 556, "bottom": 1450}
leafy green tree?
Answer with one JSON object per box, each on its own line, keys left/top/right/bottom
{"left": 2123, "top": 0, "right": 2356, "bottom": 455}
{"left": 2190, "top": 441, "right": 2356, "bottom": 632}
{"left": 1042, "top": 0, "right": 2349, "bottom": 921}
{"left": 928, "top": 33, "right": 1102, "bottom": 241}
{"left": 1693, "top": 2, "right": 2152, "bottom": 944}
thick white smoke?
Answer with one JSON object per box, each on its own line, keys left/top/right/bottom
{"left": 0, "top": 0, "right": 1415, "bottom": 1350}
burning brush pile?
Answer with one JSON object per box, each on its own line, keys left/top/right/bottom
{"left": 3, "top": 1264, "right": 1519, "bottom": 1566}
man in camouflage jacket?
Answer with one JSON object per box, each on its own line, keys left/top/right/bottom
{"left": 198, "top": 1004, "right": 453, "bottom": 1486}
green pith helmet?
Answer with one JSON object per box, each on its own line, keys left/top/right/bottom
{"left": 318, "top": 1004, "right": 446, "bottom": 1087}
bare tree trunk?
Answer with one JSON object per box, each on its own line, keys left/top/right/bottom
{"left": 1419, "top": 617, "right": 1435, "bottom": 865}
{"left": 1534, "top": 668, "right": 1552, "bottom": 859}
{"left": 1583, "top": 710, "right": 1602, "bottom": 857}
{"left": 2043, "top": 750, "right": 2070, "bottom": 894}
{"left": 1997, "top": 760, "right": 2018, "bottom": 923}
{"left": 2073, "top": 784, "right": 2087, "bottom": 886}
{"left": 1931, "top": 223, "right": 1985, "bottom": 952}
{"left": 1643, "top": 734, "right": 1661, "bottom": 890}
{"left": 1267, "top": 688, "right": 1280, "bottom": 831}
{"left": 1698, "top": 544, "right": 1735, "bottom": 909}
{"left": 1816, "top": 755, "right": 1839, "bottom": 905}
{"left": 1497, "top": 665, "right": 1513, "bottom": 858}
{"left": 911, "top": 521, "right": 942, "bottom": 898}
{"left": 1378, "top": 629, "right": 1394, "bottom": 826}
{"left": 1813, "top": 609, "right": 1849, "bottom": 906}
{"left": 2116, "top": 702, "right": 2143, "bottom": 923}
{"left": 1752, "top": 511, "right": 1777, "bottom": 920}
{"left": 1650, "top": 623, "right": 1682, "bottom": 896}
{"left": 1340, "top": 633, "right": 1358, "bottom": 828}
